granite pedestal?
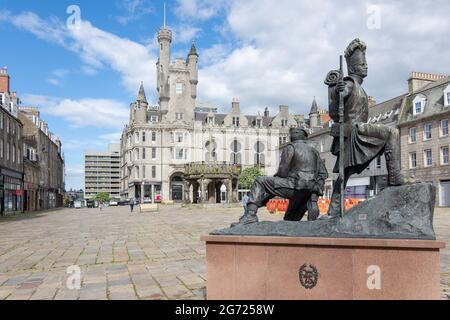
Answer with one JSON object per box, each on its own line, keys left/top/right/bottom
{"left": 202, "top": 235, "right": 445, "bottom": 300}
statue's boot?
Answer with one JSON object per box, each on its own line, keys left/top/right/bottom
{"left": 230, "top": 204, "right": 259, "bottom": 228}
{"left": 385, "top": 149, "right": 417, "bottom": 186}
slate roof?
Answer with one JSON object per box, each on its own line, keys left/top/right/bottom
{"left": 309, "top": 97, "right": 318, "bottom": 114}
{"left": 400, "top": 76, "right": 450, "bottom": 124}
{"left": 194, "top": 112, "right": 274, "bottom": 127}
{"left": 368, "top": 93, "right": 407, "bottom": 126}
{"left": 136, "top": 82, "right": 147, "bottom": 103}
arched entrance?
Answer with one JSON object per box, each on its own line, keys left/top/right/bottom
{"left": 170, "top": 173, "right": 184, "bottom": 202}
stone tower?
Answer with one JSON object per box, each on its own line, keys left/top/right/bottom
{"left": 187, "top": 43, "right": 199, "bottom": 100}
{"left": 131, "top": 82, "right": 148, "bottom": 124}
{"left": 156, "top": 28, "right": 172, "bottom": 112}
{"left": 309, "top": 97, "right": 320, "bottom": 128}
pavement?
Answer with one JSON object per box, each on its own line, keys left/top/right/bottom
{"left": 0, "top": 205, "right": 448, "bottom": 300}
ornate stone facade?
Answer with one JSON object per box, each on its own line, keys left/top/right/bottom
{"left": 119, "top": 26, "right": 301, "bottom": 203}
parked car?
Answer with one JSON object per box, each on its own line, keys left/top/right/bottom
{"left": 87, "top": 200, "right": 97, "bottom": 208}
{"left": 74, "top": 200, "right": 83, "bottom": 209}
{"left": 109, "top": 199, "right": 119, "bottom": 206}
{"left": 118, "top": 199, "right": 130, "bottom": 206}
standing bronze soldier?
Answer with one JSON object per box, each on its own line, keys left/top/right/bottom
{"left": 326, "top": 38, "right": 411, "bottom": 217}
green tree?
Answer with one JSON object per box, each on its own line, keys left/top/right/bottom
{"left": 94, "top": 192, "right": 110, "bottom": 203}
{"left": 238, "top": 167, "right": 264, "bottom": 189}
{"left": 63, "top": 195, "right": 70, "bottom": 207}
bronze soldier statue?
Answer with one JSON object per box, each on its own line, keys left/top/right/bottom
{"left": 326, "top": 38, "right": 412, "bottom": 217}
{"left": 231, "top": 127, "right": 328, "bottom": 226}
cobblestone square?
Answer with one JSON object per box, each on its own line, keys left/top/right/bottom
{"left": 0, "top": 205, "right": 448, "bottom": 300}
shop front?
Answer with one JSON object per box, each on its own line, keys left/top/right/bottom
{"left": 0, "top": 168, "right": 24, "bottom": 215}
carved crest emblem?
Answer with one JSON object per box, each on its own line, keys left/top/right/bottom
{"left": 299, "top": 264, "right": 319, "bottom": 289}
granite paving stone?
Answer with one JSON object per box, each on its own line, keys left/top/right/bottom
{"left": 0, "top": 205, "right": 447, "bottom": 300}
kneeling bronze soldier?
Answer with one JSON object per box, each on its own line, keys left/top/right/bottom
{"left": 232, "top": 128, "right": 328, "bottom": 227}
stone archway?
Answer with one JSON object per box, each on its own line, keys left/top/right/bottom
{"left": 170, "top": 172, "right": 184, "bottom": 202}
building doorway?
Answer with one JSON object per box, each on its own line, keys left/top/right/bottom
{"left": 170, "top": 174, "right": 184, "bottom": 202}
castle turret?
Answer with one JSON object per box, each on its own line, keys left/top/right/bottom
{"left": 187, "top": 42, "right": 199, "bottom": 99}
{"left": 309, "top": 97, "right": 320, "bottom": 128}
{"left": 157, "top": 28, "right": 172, "bottom": 111}
{"left": 133, "top": 82, "right": 148, "bottom": 124}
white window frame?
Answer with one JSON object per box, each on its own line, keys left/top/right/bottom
{"left": 176, "top": 113, "right": 183, "bottom": 120}
{"left": 232, "top": 117, "right": 240, "bottom": 127}
{"left": 175, "top": 132, "right": 183, "bottom": 143}
{"left": 151, "top": 131, "right": 156, "bottom": 142}
{"left": 412, "top": 95, "right": 426, "bottom": 115}
{"left": 175, "top": 148, "right": 185, "bottom": 160}
{"left": 152, "top": 147, "right": 156, "bottom": 160}
{"left": 409, "top": 152, "right": 417, "bottom": 169}
{"left": 423, "top": 123, "right": 432, "bottom": 140}
{"left": 409, "top": 127, "right": 417, "bottom": 143}
{"left": 441, "top": 146, "right": 449, "bottom": 165}
{"left": 441, "top": 119, "right": 449, "bottom": 137}
{"left": 424, "top": 149, "right": 433, "bottom": 167}
{"left": 175, "top": 82, "right": 183, "bottom": 94}
{"left": 376, "top": 156, "right": 382, "bottom": 169}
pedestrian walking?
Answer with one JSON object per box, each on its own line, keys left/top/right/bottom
{"left": 99, "top": 201, "right": 103, "bottom": 211}
{"left": 129, "top": 198, "right": 134, "bottom": 213}
{"left": 242, "top": 193, "right": 250, "bottom": 215}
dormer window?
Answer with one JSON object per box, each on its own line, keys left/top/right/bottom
{"left": 176, "top": 113, "right": 183, "bottom": 120}
{"left": 281, "top": 119, "right": 288, "bottom": 127}
{"left": 256, "top": 119, "right": 262, "bottom": 128}
{"left": 208, "top": 116, "right": 214, "bottom": 125}
{"left": 412, "top": 95, "right": 426, "bottom": 115}
{"left": 232, "top": 117, "right": 240, "bottom": 127}
{"left": 150, "top": 115, "right": 158, "bottom": 122}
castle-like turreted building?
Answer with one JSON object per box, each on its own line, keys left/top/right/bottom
{"left": 120, "top": 26, "right": 315, "bottom": 204}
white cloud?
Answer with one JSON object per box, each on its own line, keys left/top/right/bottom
{"left": 196, "top": 0, "right": 450, "bottom": 115}
{"left": 47, "top": 78, "right": 62, "bottom": 87}
{"left": 172, "top": 25, "right": 201, "bottom": 44}
{"left": 115, "top": 0, "right": 155, "bottom": 26}
{"left": 65, "top": 164, "right": 84, "bottom": 179}
{"left": 47, "top": 68, "right": 70, "bottom": 87}
{"left": 174, "top": 0, "right": 228, "bottom": 21}
{"left": 99, "top": 132, "right": 122, "bottom": 143}
{"left": 22, "top": 94, "right": 129, "bottom": 129}
{"left": 1, "top": 11, "right": 156, "bottom": 99}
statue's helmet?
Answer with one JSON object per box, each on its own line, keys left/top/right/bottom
{"left": 289, "top": 127, "right": 309, "bottom": 138}
{"left": 344, "top": 38, "right": 367, "bottom": 68}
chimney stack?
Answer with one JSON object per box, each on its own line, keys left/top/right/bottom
{"left": 231, "top": 98, "right": 240, "bottom": 112}
{"left": 264, "top": 107, "right": 270, "bottom": 117}
{"left": 368, "top": 96, "right": 377, "bottom": 108}
{"left": 0, "top": 67, "right": 10, "bottom": 94}
{"left": 408, "top": 71, "right": 447, "bottom": 94}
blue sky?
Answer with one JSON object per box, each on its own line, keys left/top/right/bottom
{"left": 0, "top": 0, "right": 449, "bottom": 190}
